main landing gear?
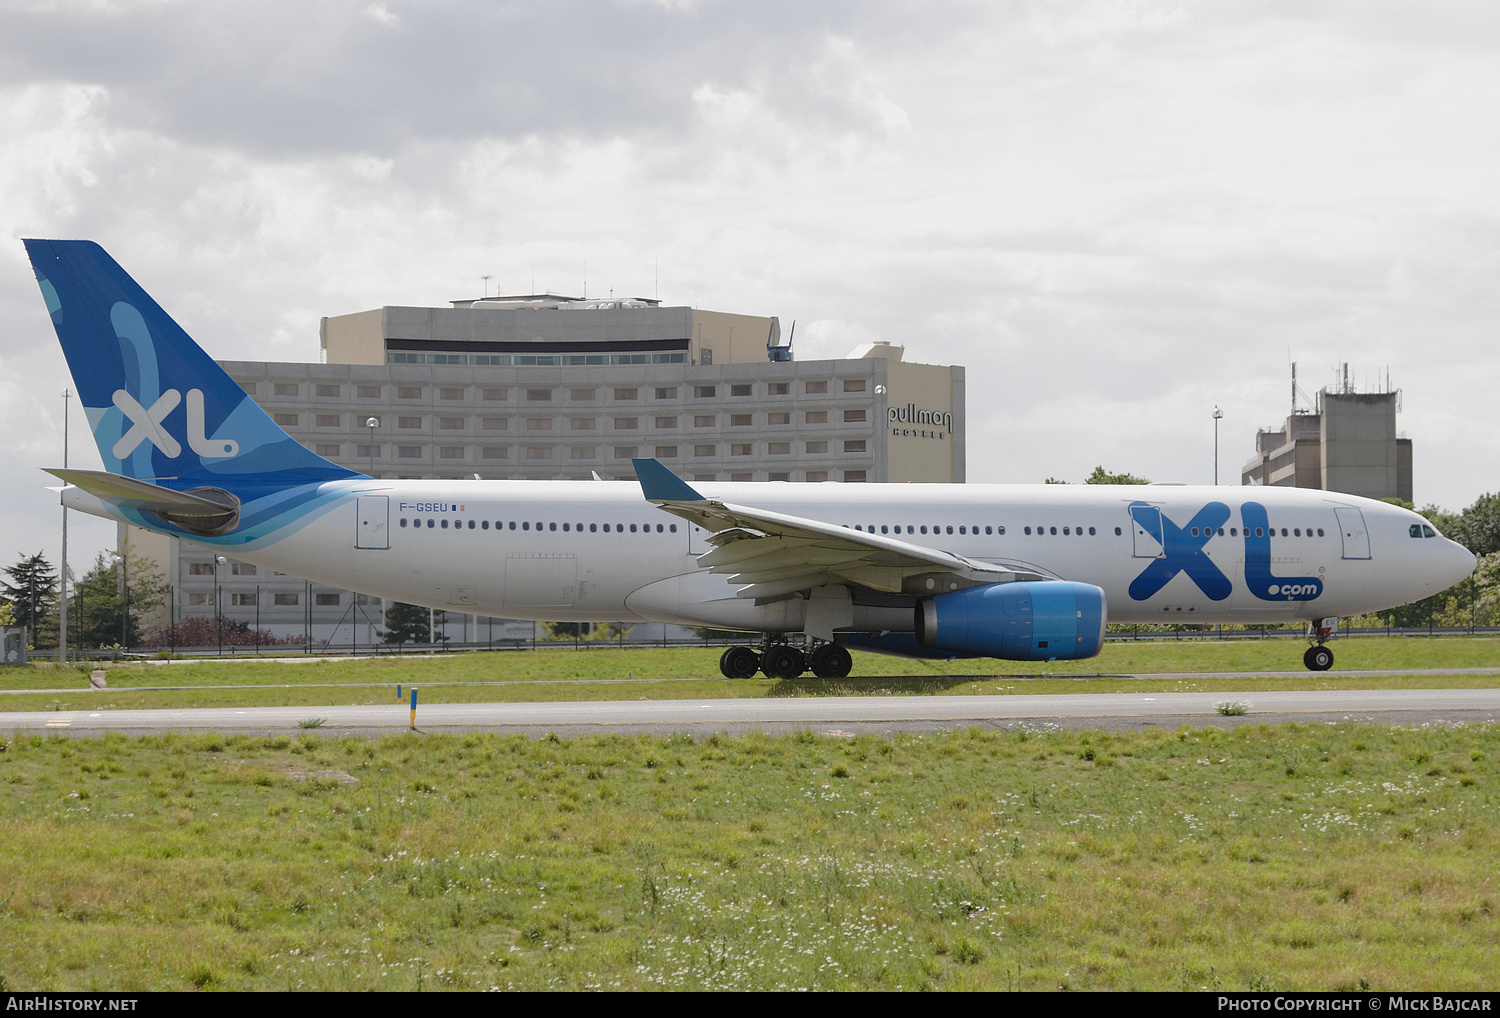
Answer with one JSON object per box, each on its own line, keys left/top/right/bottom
{"left": 717, "top": 639, "right": 853, "bottom": 680}
{"left": 1303, "top": 617, "right": 1338, "bottom": 672}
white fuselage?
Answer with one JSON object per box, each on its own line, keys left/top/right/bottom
{"left": 70, "top": 478, "right": 1475, "bottom": 635}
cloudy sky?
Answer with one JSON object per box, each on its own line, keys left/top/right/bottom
{"left": 3, "top": 0, "right": 1498, "bottom": 574}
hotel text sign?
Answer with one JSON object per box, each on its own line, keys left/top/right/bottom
{"left": 888, "top": 403, "right": 953, "bottom": 440}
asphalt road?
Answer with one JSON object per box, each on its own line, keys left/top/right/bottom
{"left": 2, "top": 687, "right": 1497, "bottom": 737}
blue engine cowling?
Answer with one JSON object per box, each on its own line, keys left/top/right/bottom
{"left": 915, "top": 581, "right": 1108, "bottom": 661}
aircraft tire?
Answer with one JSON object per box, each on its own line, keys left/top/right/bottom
{"left": 1304, "top": 645, "right": 1334, "bottom": 671}
{"left": 761, "top": 645, "right": 806, "bottom": 680}
{"left": 810, "top": 644, "right": 853, "bottom": 679}
{"left": 719, "top": 646, "right": 761, "bottom": 679}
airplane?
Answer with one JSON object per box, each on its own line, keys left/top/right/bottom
{"left": 23, "top": 239, "right": 1478, "bottom": 678}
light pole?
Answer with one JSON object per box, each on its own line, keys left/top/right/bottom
{"left": 214, "top": 555, "right": 227, "bottom": 655}
{"left": 1212, "top": 405, "right": 1223, "bottom": 485}
{"left": 59, "top": 388, "right": 70, "bottom": 663}
{"left": 366, "top": 416, "right": 379, "bottom": 476}
{"left": 109, "top": 547, "right": 129, "bottom": 648}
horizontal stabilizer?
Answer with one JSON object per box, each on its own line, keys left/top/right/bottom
{"left": 47, "top": 468, "right": 240, "bottom": 536}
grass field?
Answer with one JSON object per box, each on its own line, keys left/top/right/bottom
{"left": 2, "top": 637, "right": 1499, "bottom": 714}
{"left": 0, "top": 721, "right": 1495, "bottom": 991}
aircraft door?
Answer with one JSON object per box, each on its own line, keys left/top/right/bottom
{"left": 356, "top": 495, "right": 389, "bottom": 550}
{"left": 1130, "top": 505, "right": 1165, "bottom": 558}
{"left": 1334, "top": 507, "right": 1371, "bottom": 560}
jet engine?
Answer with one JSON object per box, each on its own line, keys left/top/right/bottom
{"left": 915, "top": 581, "right": 1107, "bottom": 662}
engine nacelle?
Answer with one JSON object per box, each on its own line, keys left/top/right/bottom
{"left": 915, "top": 581, "right": 1107, "bottom": 661}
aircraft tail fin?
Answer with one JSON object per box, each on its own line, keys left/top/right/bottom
{"left": 23, "top": 239, "right": 360, "bottom": 489}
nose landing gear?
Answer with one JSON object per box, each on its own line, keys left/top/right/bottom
{"left": 1303, "top": 617, "right": 1338, "bottom": 671}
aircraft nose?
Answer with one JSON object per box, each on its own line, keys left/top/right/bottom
{"left": 1448, "top": 540, "right": 1478, "bottom": 586}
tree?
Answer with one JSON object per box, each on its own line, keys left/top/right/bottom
{"left": 381, "top": 602, "right": 444, "bottom": 646}
{"left": 57, "top": 546, "right": 167, "bottom": 649}
{"left": 2, "top": 552, "right": 58, "bottom": 637}
{"left": 140, "top": 615, "right": 293, "bottom": 648}
{"left": 1085, "top": 466, "right": 1150, "bottom": 485}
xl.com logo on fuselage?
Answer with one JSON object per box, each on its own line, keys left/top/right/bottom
{"left": 1127, "top": 500, "right": 1324, "bottom": 604}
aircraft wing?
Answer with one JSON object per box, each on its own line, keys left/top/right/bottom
{"left": 632, "top": 458, "right": 1051, "bottom": 599}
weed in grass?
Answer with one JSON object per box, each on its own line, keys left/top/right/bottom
{"left": 298, "top": 717, "right": 328, "bottom": 729}
{"left": 1216, "top": 700, "right": 1251, "bottom": 716}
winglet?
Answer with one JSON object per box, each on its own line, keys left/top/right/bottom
{"left": 633, "top": 458, "right": 705, "bottom": 502}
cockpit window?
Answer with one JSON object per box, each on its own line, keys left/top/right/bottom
{"left": 1423, "top": 525, "right": 1437, "bottom": 538}
{"left": 1410, "top": 524, "right": 1423, "bottom": 538}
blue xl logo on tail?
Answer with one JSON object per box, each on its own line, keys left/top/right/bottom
{"left": 112, "top": 387, "right": 240, "bottom": 459}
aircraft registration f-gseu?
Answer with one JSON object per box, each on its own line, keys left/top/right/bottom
{"left": 24, "top": 240, "right": 1477, "bottom": 678}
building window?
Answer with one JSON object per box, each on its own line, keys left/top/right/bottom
{"left": 806, "top": 411, "right": 828, "bottom": 424}
{"left": 843, "top": 379, "right": 867, "bottom": 392}
{"left": 694, "top": 385, "right": 716, "bottom": 398}
{"left": 730, "top": 414, "right": 752, "bottom": 427}
{"left": 526, "top": 389, "right": 552, "bottom": 402}
{"left": 526, "top": 447, "right": 553, "bottom": 460}
{"left": 806, "top": 470, "right": 828, "bottom": 482}
{"left": 844, "top": 440, "right": 866, "bottom": 453}
{"left": 316, "top": 592, "right": 341, "bottom": 606}
{"left": 526, "top": 418, "right": 553, "bottom": 431}
{"left": 357, "top": 385, "right": 381, "bottom": 399}
{"left": 357, "top": 444, "right": 380, "bottom": 458}
{"left": 316, "top": 443, "right": 340, "bottom": 457}
{"left": 398, "top": 416, "right": 421, "bottom": 429}
{"left": 614, "top": 446, "right": 638, "bottom": 459}
{"left": 768, "top": 382, "right": 790, "bottom": 395}
{"left": 188, "top": 592, "right": 214, "bottom": 605}
{"left": 731, "top": 472, "right": 753, "bottom": 481}
{"left": 844, "top": 470, "right": 867, "bottom": 482}
{"left": 231, "top": 592, "right": 257, "bottom": 606}
{"left": 731, "top": 444, "right": 753, "bottom": 456}
{"left": 768, "top": 442, "right": 790, "bottom": 455}
{"left": 315, "top": 414, "right": 340, "bottom": 428}
{"left": 614, "top": 417, "right": 639, "bottom": 430}
{"left": 655, "top": 445, "right": 678, "bottom": 458}
{"left": 398, "top": 446, "right": 421, "bottom": 458}
{"left": 693, "top": 415, "right": 715, "bottom": 427}
{"left": 694, "top": 444, "right": 716, "bottom": 457}
{"left": 437, "top": 447, "right": 462, "bottom": 460}
{"left": 843, "top": 409, "right": 866, "bottom": 423}
{"left": 805, "top": 440, "right": 828, "bottom": 453}
{"left": 655, "top": 416, "right": 678, "bottom": 429}
{"left": 693, "top": 473, "right": 716, "bottom": 481}
{"left": 440, "top": 387, "right": 464, "bottom": 401}
{"left": 769, "top": 471, "right": 790, "bottom": 481}
{"left": 482, "top": 447, "right": 508, "bottom": 459}
{"left": 440, "top": 417, "right": 465, "bottom": 430}
{"left": 570, "top": 388, "right": 596, "bottom": 401}
{"left": 613, "top": 387, "right": 638, "bottom": 401}
{"left": 354, "top": 594, "right": 380, "bottom": 606}
{"left": 731, "top": 384, "right": 752, "bottom": 397}
{"left": 481, "top": 417, "right": 507, "bottom": 431}
{"left": 273, "top": 412, "right": 298, "bottom": 427}
{"left": 231, "top": 563, "right": 256, "bottom": 575}
{"left": 274, "top": 382, "right": 298, "bottom": 396}
{"left": 767, "top": 412, "right": 791, "bottom": 426}
{"left": 570, "top": 418, "right": 596, "bottom": 431}
{"left": 571, "top": 447, "right": 595, "bottom": 460}
{"left": 805, "top": 381, "right": 828, "bottom": 394}
{"left": 398, "top": 387, "right": 422, "bottom": 400}
{"left": 482, "top": 388, "right": 508, "bottom": 401}
{"left": 274, "top": 593, "right": 299, "bottom": 606}
{"left": 315, "top": 384, "right": 339, "bottom": 397}
{"left": 654, "top": 386, "right": 678, "bottom": 399}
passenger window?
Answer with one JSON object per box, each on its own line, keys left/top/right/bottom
{"left": 1049, "top": 527, "right": 1057, "bottom": 535}
{"left": 1089, "top": 527, "right": 1096, "bottom": 535}
{"left": 522, "top": 522, "right": 530, "bottom": 530}
{"left": 1025, "top": 527, "right": 1032, "bottom": 535}
{"left": 1064, "top": 527, "right": 1071, "bottom": 535}
{"left": 920, "top": 526, "right": 927, "bottom": 534}
{"left": 590, "top": 524, "right": 597, "bottom": 532}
